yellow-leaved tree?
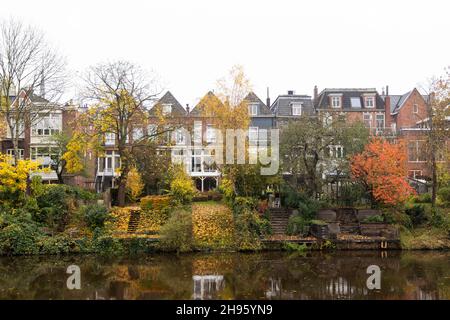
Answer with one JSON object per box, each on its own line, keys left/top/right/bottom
{"left": 126, "top": 167, "right": 144, "bottom": 202}
{"left": 0, "top": 154, "right": 40, "bottom": 203}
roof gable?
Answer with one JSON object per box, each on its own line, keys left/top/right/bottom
{"left": 189, "top": 91, "right": 223, "bottom": 116}
{"left": 244, "top": 91, "right": 272, "bottom": 116}
{"left": 150, "top": 91, "right": 186, "bottom": 116}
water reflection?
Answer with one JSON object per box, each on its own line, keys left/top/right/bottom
{"left": 0, "top": 251, "right": 449, "bottom": 300}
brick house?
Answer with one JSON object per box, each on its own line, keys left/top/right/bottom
{"left": 314, "top": 87, "right": 388, "bottom": 135}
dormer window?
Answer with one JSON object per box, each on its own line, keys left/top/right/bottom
{"left": 248, "top": 103, "right": 258, "bottom": 116}
{"left": 364, "top": 96, "right": 375, "bottom": 108}
{"left": 291, "top": 103, "right": 302, "bottom": 116}
{"left": 162, "top": 104, "right": 172, "bottom": 115}
{"left": 331, "top": 96, "right": 341, "bottom": 108}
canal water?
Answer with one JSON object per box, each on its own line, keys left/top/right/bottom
{"left": 0, "top": 251, "right": 449, "bottom": 300}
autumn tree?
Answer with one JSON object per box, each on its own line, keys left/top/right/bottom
{"left": 0, "top": 19, "right": 66, "bottom": 164}
{"left": 420, "top": 69, "right": 450, "bottom": 206}
{"left": 80, "top": 60, "right": 172, "bottom": 206}
{"left": 200, "top": 65, "right": 264, "bottom": 197}
{"left": 350, "top": 138, "right": 415, "bottom": 206}
{"left": 280, "top": 114, "right": 370, "bottom": 198}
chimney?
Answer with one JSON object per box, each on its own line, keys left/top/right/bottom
{"left": 186, "top": 104, "right": 190, "bottom": 115}
{"left": 266, "top": 87, "right": 271, "bottom": 107}
{"left": 386, "top": 85, "right": 389, "bottom": 96}
{"left": 287, "top": 90, "right": 294, "bottom": 95}
{"left": 385, "top": 95, "right": 391, "bottom": 128}
{"left": 313, "top": 85, "right": 318, "bottom": 103}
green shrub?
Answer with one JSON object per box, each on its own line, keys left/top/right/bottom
{"left": 405, "top": 204, "right": 427, "bottom": 227}
{"left": 282, "top": 242, "right": 308, "bottom": 252}
{"left": 81, "top": 204, "right": 109, "bottom": 231}
{"left": 414, "top": 193, "right": 432, "bottom": 204}
{"left": 232, "top": 197, "right": 257, "bottom": 215}
{"left": 282, "top": 189, "right": 320, "bottom": 220}
{"left": 286, "top": 215, "right": 310, "bottom": 236}
{"left": 363, "top": 215, "right": 385, "bottom": 223}
{"left": 158, "top": 209, "right": 193, "bottom": 253}
{"left": 438, "top": 187, "right": 450, "bottom": 206}
{"left": 339, "top": 183, "right": 366, "bottom": 206}
{"left": 234, "top": 208, "right": 269, "bottom": 251}
{"left": 0, "top": 209, "right": 43, "bottom": 255}
{"left": 38, "top": 234, "right": 74, "bottom": 255}
{"left": 91, "top": 234, "right": 124, "bottom": 256}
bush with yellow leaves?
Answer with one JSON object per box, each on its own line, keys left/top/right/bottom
{"left": 0, "top": 154, "right": 40, "bottom": 205}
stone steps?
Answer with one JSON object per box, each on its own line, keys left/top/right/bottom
{"left": 268, "top": 208, "right": 290, "bottom": 235}
{"left": 127, "top": 210, "right": 141, "bottom": 233}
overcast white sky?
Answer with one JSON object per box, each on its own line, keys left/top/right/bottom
{"left": 1, "top": 0, "right": 449, "bottom": 107}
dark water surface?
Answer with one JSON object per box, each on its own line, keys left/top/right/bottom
{"left": 0, "top": 251, "right": 449, "bottom": 300}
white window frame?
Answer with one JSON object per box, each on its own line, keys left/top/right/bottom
{"left": 105, "top": 133, "right": 115, "bottom": 145}
{"left": 331, "top": 96, "right": 341, "bottom": 108}
{"left": 162, "top": 103, "right": 172, "bottom": 115}
{"left": 206, "top": 124, "right": 216, "bottom": 143}
{"left": 363, "top": 113, "right": 372, "bottom": 128}
{"left": 248, "top": 103, "right": 258, "bottom": 116}
{"left": 291, "top": 103, "right": 302, "bottom": 116}
{"left": 413, "top": 104, "right": 419, "bottom": 114}
{"left": 365, "top": 96, "right": 375, "bottom": 108}
{"left": 375, "top": 113, "right": 385, "bottom": 132}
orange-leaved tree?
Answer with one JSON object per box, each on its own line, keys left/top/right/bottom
{"left": 350, "top": 138, "right": 415, "bottom": 206}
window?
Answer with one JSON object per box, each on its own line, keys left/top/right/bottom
{"left": 248, "top": 103, "right": 258, "bottom": 116}
{"left": 98, "top": 151, "right": 120, "bottom": 173}
{"left": 132, "top": 128, "right": 143, "bottom": 141}
{"left": 328, "top": 145, "right": 344, "bottom": 159}
{"left": 31, "top": 113, "right": 61, "bottom": 136}
{"left": 193, "top": 121, "right": 202, "bottom": 143}
{"left": 105, "top": 133, "right": 115, "bottom": 145}
{"left": 331, "top": 96, "right": 341, "bottom": 108}
{"left": 291, "top": 103, "right": 302, "bottom": 115}
{"left": 30, "top": 147, "right": 59, "bottom": 167}
{"left": 147, "top": 124, "right": 157, "bottom": 140}
{"left": 175, "top": 129, "right": 186, "bottom": 145}
{"left": 363, "top": 113, "right": 372, "bottom": 128}
{"left": 413, "top": 104, "right": 419, "bottom": 114}
{"left": 408, "top": 140, "right": 426, "bottom": 162}
{"left": 6, "top": 149, "right": 24, "bottom": 160}
{"left": 206, "top": 124, "right": 216, "bottom": 143}
{"left": 365, "top": 96, "right": 375, "bottom": 108}
{"left": 191, "top": 149, "right": 202, "bottom": 172}
{"left": 162, "top": 104, "right": 172, "bottom": 115}
{"left": 408, "top": 170, "right": 423, "bottom": 179}
{"left": 248, "top": 127, "right": 258, "bottom": 143}
{"left": 375, "top": 114, "right": 385, "bottom": 132}
{"left": 350, "top": 97, "right": 361, "bottom": 108}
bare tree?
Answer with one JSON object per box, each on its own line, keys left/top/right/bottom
{"left": 0, "top": 19, "right": 66, "bottom": 164}
{"left": 81, "top": 60, "right": 170, "bottom": 206}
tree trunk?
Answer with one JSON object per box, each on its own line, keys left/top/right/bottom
{"left": 117, "top": 151, "right": 130, "bottom": 207}
{"left": 431, "top": 153, "right": 437, "bottom": 207}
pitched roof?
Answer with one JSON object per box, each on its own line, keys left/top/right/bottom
{"left": 382, "top": 88, "right": 429, "bottom": 114}
{"left": 189, "top": 91, "right": 223, "bottom": 116}
{"left": 315, "top": 88, "right": 385, "bottom": 111}
{"left": 149, "top": 91, "right": 186, "bottom": 116}
{"left": 270, "top": 93, "right": 314, "bottom": 116}
{"left": 244, "top": 91, "right": 272, "bottom": 116}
